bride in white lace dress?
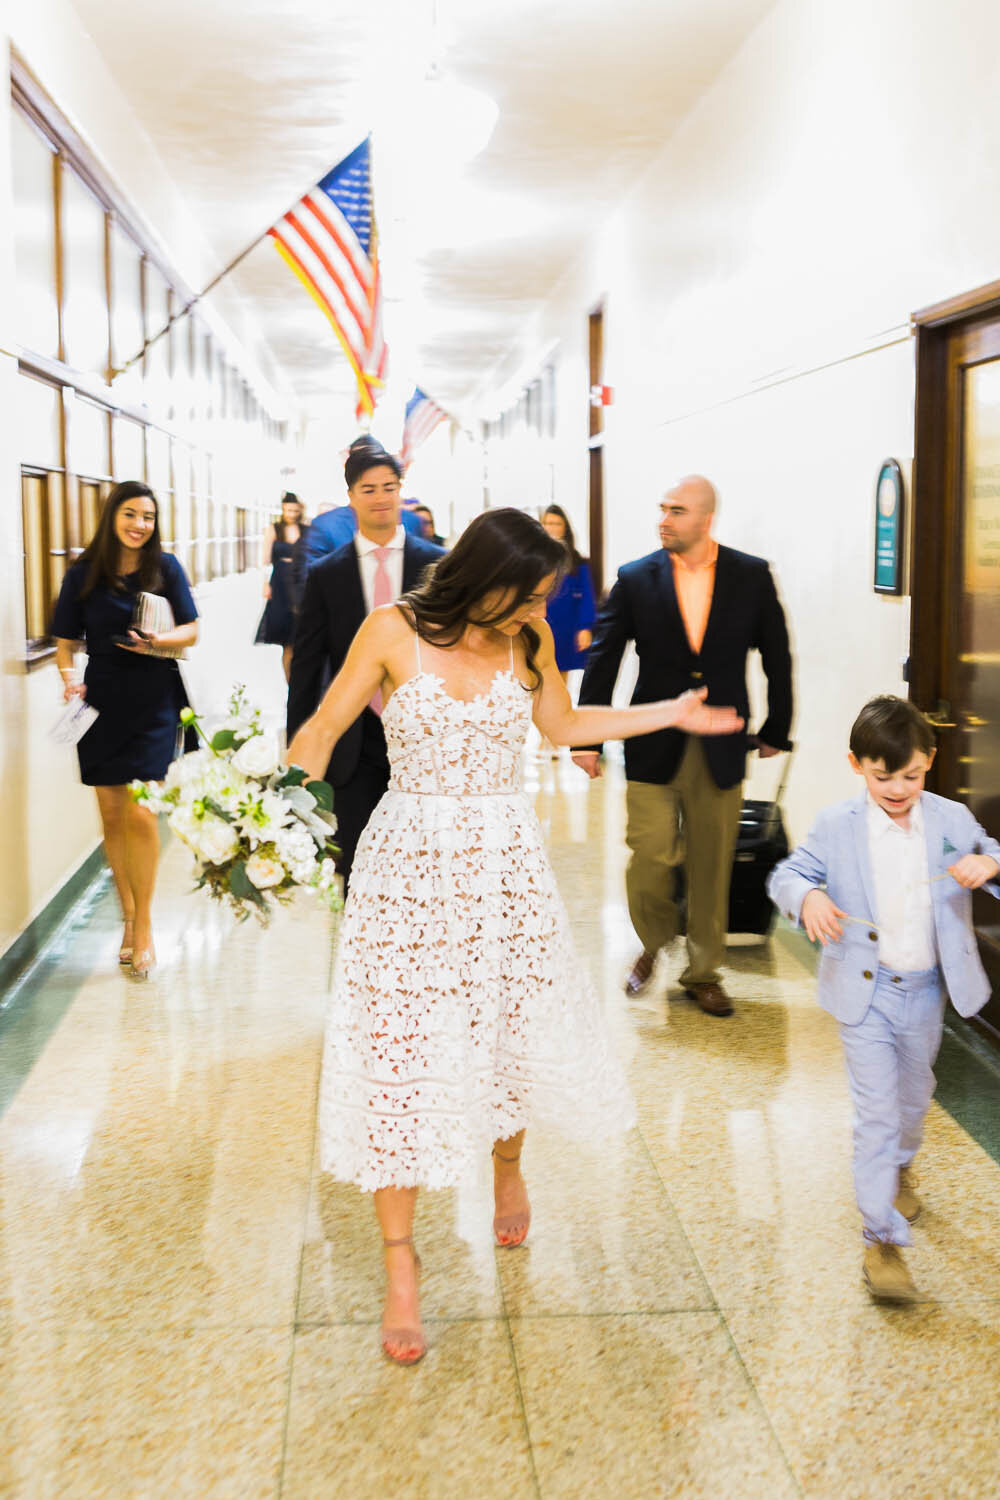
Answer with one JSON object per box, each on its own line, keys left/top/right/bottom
{"left": 287, "top": 508, "right": 742, "bottom": 1365}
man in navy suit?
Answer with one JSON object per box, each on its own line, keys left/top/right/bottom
{"left": 574, "top": 475, "right": 793, "bottom": 1016}
{"left": 287, "top": 444, "right": 444, "bottom": 889}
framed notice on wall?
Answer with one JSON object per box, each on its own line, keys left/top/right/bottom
{"left": 873, "top": 459, "right": 905, "bottom": 594}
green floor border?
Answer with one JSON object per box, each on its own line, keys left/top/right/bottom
{"left": 772, "top": 919, "right": 1000, "bottom": 1167}
{"left": 0, "top": 852, "right": 113, "bottom": 1121}
{"left": 0, "top": 843, "right": 106, "bottom": 1002}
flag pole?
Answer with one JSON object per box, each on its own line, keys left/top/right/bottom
{"left": 110, "top": 232, "right": 270, "bottom": 380}
{"left": 111, "top": 137, "right": 373, "bottom": 380}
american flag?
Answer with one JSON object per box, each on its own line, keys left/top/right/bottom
{"left": 268, "top": 139, "right": 386, "bottom": 419}
{"left": 401, "top": 387, "right": 448, "bottom": 469}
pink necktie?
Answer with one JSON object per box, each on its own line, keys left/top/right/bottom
{"left": 370, "top": 546, "right": 393, "bottom": 715}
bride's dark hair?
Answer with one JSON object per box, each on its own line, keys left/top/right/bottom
{"left": 400, "top": 507, "right": 567, "bottom": 689}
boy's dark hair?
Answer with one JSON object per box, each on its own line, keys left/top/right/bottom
{"left": 849, "top": 695, "right": 936, "bottom": 771}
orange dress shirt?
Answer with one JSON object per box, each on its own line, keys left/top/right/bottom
{"left": 670, "top": 540, "right": 718, "bottom": 654}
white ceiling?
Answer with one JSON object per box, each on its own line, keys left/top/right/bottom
{"left": 70, "top": 0, "right": 775, "bottom": 419}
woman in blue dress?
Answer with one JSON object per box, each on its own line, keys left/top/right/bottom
{"left": 541, "top": 505, "right": 597, "bottom": 674}
{"left": 255, "top": 492, "right": 308, "bottom": 681}
{"left": 539, "top": 506, "right": 596, "bottom": 755}
{"left": 53, "top": 481, "right": 199, "bottom": 978}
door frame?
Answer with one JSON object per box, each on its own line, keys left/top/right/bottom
{"left": 911, "top": 278, "right": 1000, "bottom": 718}
{"left": 912, "top": 278, "right": 1000, "bottom": 1045}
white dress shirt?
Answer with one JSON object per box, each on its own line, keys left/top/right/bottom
{"left": 355, "top": 525, "right": 406, "bottom": 613}
{"left": 866, "top": 792, "right": 937, "bottom": 973}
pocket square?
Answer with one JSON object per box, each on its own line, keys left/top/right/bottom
{"left": 942, "top": 836, "right": 958, "bottom": 855}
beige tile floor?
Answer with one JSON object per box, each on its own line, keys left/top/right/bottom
{"left": 2, "top": 748, "right": 1000, "bottom": 1498}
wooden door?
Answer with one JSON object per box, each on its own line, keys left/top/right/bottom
{"left": 913, "top": 290, "right": 1000, "bottom": 1040}
{"left": 588, "top": 306, "right": 605, "bottom": 598}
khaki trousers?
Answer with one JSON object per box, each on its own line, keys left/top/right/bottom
{"left": 624, "top": 738, "right": 743, "bottom": 986}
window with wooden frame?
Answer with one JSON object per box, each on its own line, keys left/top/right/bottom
{"left": 235, "top": 507, "right": 249, "bottom": 573}
{"left": 10, "top": 69, "right": 290, "bottom": 656}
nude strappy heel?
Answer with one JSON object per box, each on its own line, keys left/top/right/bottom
{"left": 118, "top": 918, "right": 135, "bottom": 966}
{"left": 492, "top": 1147, "right": 532, "bottom": 1248}
{"left": 381, "top": 1236, "right": 426, "bottom": 1366}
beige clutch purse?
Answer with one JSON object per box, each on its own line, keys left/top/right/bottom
{"left": 132, "top": 591, "right": 187, "bottom": 658}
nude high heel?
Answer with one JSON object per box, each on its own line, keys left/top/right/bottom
{"left": 492, "top": 1147, "right": 532, "bottom": 1248}
{"left": 380, "top": 1236, "right": 426, "bottom": 1366}
{"left": 118, "top": 919, "right": 135, "bottom": 966}
{"left": 129, "top": 946, "right": 156, "bottom": 980}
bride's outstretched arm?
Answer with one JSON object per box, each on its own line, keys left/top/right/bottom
{"left": 530, "top": 620, "right": 743, "bottom": 745}
{"left": 286, "top": 608, "right": 397, "bottom": 780}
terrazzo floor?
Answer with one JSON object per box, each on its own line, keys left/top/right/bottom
{"left": 2, "top": 747, "right": 1000, "bottom": 1498}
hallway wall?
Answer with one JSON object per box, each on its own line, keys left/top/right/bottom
{"left": 473, "top": 0, "right": 1000, "bottom": 839}
{"left": 0, "top": 7, "right": 291, "bottom": 965}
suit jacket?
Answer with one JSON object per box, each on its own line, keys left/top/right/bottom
{"left": 286, "top": 533, "right": 444, "bottom": 786}
{"left": 767, "top": 790, "right": 1000, "bottom": 1023}
{"left": 578, "top": 544, "right": 793, "bottom": 788}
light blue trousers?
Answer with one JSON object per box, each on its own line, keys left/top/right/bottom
{"left": 838, "top": 966, "right": 945, "bottom": 1246}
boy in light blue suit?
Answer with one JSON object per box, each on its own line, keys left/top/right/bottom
{"left": 768, "top": 697, "right": 1000, "bottom": 1302}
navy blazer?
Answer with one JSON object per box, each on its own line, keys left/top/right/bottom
{"left": 578, "top": 544, "right": 793, "bottom": 788}
{"left": 286, "top": 533, "right": 444, "bottom": 787}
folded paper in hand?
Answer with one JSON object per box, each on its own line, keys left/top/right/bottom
{"left": 50, "top": 698, "right": 99, "bottom": 745}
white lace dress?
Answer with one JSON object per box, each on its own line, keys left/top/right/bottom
{"left": 318, "top": 636, "right": 636, "bottom": 1192}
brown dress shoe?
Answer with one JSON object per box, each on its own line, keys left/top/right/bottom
{"left": 863, "top": 1242, "right": 919, "bottom": 1303}
{"left": 624, "top": 951, "right": 656, "bottom": 996}
{"left": 895, "top": 1165, "right": 921, "bottom": 1223}
{"left": 684, "top": 982, "right": 734, "bottom": 1017}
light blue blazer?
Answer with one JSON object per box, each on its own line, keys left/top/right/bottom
{"left": 767, "top": 791, "right": 1000, "bottom": 1024}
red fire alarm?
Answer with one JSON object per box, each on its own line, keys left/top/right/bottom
{"left": 589, "top": 384, "right": 614, "bottom": 408}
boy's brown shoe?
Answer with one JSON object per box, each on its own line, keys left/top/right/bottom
{"left": 863, "top": 1243, "right": 919, "bottom": 1303}
{"left": 895, "top": 1165, "right": 921, "bottom": 1223}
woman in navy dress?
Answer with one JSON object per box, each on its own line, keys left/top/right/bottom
{"left": 255, "top": 493, "right": 308, "bottom": 681}
{"left": 541, "top": 505, "right": 597, "bottom": 675}
{"left": 53, "top": 481, "right": 199, "bottom": 978}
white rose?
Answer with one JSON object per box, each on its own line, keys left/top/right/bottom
{"left": 168, "top": 804, "right": 201, "bottom": 852}
{"left": 231, "top": 734, "right": 281, "bottom": 779}
{"left": 197, "top": 814, "right": 240, "bottom": 865}
{"left": 245, "top": 851, "right": 285, "bottom": 888}
{"left": 168, "top": 805, "right": 238, "bottom": 864}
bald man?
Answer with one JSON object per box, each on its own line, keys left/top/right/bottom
{"left": 573, "top": 476, "right": 793, "bottom": 1017}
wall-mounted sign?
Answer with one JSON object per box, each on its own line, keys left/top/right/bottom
{"left": 874, "top": 458, "right": 905, "bottom": 595}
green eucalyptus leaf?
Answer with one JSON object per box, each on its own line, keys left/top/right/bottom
{"left": 279, "top": 765, "right": 308, "bottom": 787}
{"left": 211, "top": 729, "right": 236, "bottom": 753}
{"left": 308, "top": 779, "right": 334, "bottom": 812}
{"left": 228, "top": 861, "right": 254, "bottom": 898}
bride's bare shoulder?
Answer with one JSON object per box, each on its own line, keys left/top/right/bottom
{"left": 365, "top": 603, "right": 416, "bottom": 641}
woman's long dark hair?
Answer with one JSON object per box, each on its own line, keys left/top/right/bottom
{"left": 275, "top": 491, "right": 307, "bottom": 542}
{"left": 79, "top": 481, "right": 163, "bottom": 600}
{"left": 542, "top": 503, "right": 584, "bottom": 572}
{"left": 400, "top": 508, "right": 567, "bottom": 690}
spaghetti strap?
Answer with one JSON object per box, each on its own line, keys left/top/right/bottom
{"left": 414, "top": 630, "right": 423, "bottom": 672}
{"left": 508, "top": 637, "right": 515, "bottom": 672}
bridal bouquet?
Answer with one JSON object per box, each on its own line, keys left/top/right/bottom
{"left": 130, "top": 685, "right": 341, "bottom": 923}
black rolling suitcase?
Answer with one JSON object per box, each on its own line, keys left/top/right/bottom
{"left": 727, "top": 755, "right": 792, "bottom": 936}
